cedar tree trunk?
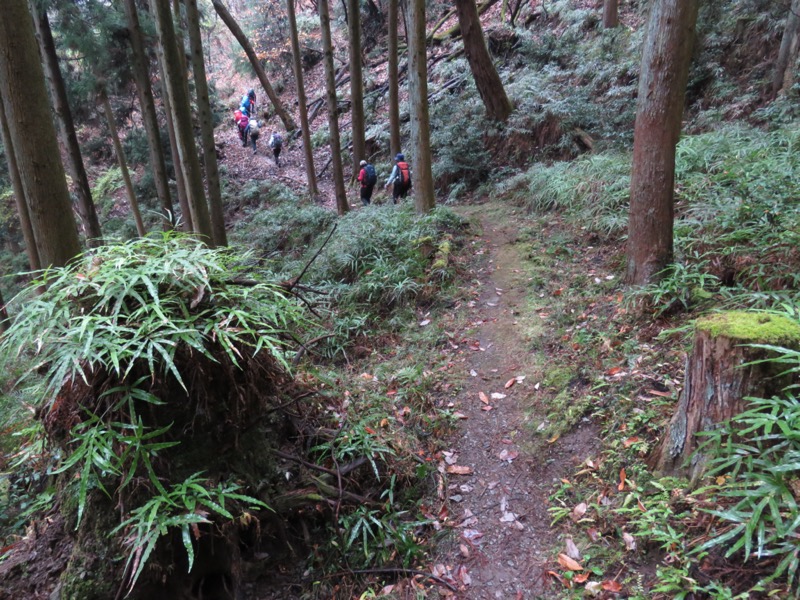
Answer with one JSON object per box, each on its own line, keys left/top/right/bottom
{"left": 0, "top": 94, "right": 41, "bottom": 270}
{"left": 287, "top": 0, "right": 319, "bottom": 198}
{"left": 347, "top": 0, "right": 366, "bottom": 177}
{"left": 772, "top": 0, "right": 800, "bottom": 98}
{"left": 211, "top": 0, "right": 297, "bottom": 132}
{"left": 625, "top": 0, "right": 699, "bottom": 285}
{"left": 0, "top": 0, "right": 81, "bottom": 268}
{"left": 653, "top": 312, "right": 800, "bottom": 482}
{"left": 454, "top": 0, "right": 513, "bottom": 122}
{"left": 405, "top": 0, "right": 435, "bottom": 213}
{"left": 151, "top": 0, "right": 214, "bottom": 243}
{"left": 29, "top": 2, "right": 103, "bottom": 246}
{"left": 98, "top": 86, "right": 147, "bottom": 237}
{"left": 603, "top": 0, "right": 619, "bottom": 28}
{"left": 186, "top": 0, "right": 227, "bottom": 246}
{"left": 318, "top": 0, "right": 349, "bottom": 215}
{"left": 388, "top": 0, "right": 402, "bottom": 157}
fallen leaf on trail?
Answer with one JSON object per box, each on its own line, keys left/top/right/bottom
{"left": 461, "top": 529, "right": 483, "bottom": 541}
{"left": 622, "top": 436, "right": 640, "bottom": 448}
{"left": 447, "top": 465, "right": 473, "bottom": 475}
{"left": 606, "top": 367, "right": 623, "bottom": 376}
{"left": 585, "top": 581, "right": 602, "bottom": 596}
{"left": 547, "top": 571, "right": 570, "bottom": 588}
{"left": 622, "top": 531, "right": 637, "bottom": 551}
{"left": 419, "top": 319, "right": 431, "bottom": 326}
{"left": 618, "top": 468, "right": 627, "bottom": 491}
{"left": 534, "top": 382, "right": 540, "bottom": 390}
{"left": 565, "top": 538, "right": 581, "bottom": 560}
{"left": 379, "top": 418, "right": 389, "bottom": 428}
{"left": 459, "top": 516, "right": 478, "bottom": 528}
{"left": 470, "top": 369, "right": 478, "bottom": 377}
{"left": 365, "top": 427, "right": 376, "bottom": 435}
{"left": 490, "top": 392, "right": 507, "bottom": 400}
{"left": 553, "top": 288, "right": 563, "bottom": 296}
{"left": 638, "top": 499, "right": 646, "bottom": 512}
{"left": 479, "top": 392, "right": 490, "bottom": 404}
{"left": 456, "top": 565, "right": 471, "bottom": 586}
{"left": 602, "top": 580, "right": 623, "bottom": 592}
{"left": 716, "top": 475, "right": 728, "bottom": 485}
{"left": 574, "top": 573, "right": 590, "bottom": 583}
{"left": 481, "top": 405, "right": 493, "bottom": 411}
{"left": 557, "top": 553, "right": 583, "bottom": 571}
{"left": 571, "top": 502, "right": 587, "bottom": 521}
{"left": 379, "top": 584, "right": 395, "bottom": 595}
{"left": 646, "top": 389, "right": 672, "bottom": 397}
{"left": 505, "top": 378, "right": 516, "bottom": 389}
{"left": 498, "top": 449, "right": 519, "bottom": 462}
{"left": 452, "top": 412, "right": 468, "bottom": 419}
{"left": 547, "top": 433, "right": 560, "bottom": 444}
{"left": 459, "top": 543, "right": 470, "bottom": 558}
{"left": 500, "top": 512, "right": 517, "bottom": 522}
{"left": 587, "top": 528, "right": 601, "bottom": 542}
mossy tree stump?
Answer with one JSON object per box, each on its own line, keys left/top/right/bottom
{"left": 653, "top": 311, "right": 800, "bottom": 482}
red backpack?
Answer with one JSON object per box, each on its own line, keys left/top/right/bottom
{"left": 397, "top": 161, "right": 411, "bottom": 187}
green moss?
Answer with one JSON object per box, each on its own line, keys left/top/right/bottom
{"left": 697, "top": 311, "right": 800, "bottom": 346}
{"left": 543, "top": 365, "right": 575, "bottom": 390}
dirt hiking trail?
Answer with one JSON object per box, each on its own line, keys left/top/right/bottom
{"left": 434, "top": 203, "right": 600, "bottom": 599}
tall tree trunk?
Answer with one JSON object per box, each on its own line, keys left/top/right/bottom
{"left": 772, "top": 0, "right": 800, "bottom": 98}
{"left": 388, "top": 0, "right": 402, "bottom": 158}
{"left": 347, "top": 0, "right": 366, "bottom": 178}
{"left": 625, "top": 0, "right": 699, "bottom": 286}
{"left": 159, "top": 75, "right": 193, "bottom": 231}
{"left": 454, "top": 0, "right": 513, "bottom": 122}
{"left": 286, "top": 0, "right": 319, "bottom": 198}
{"left": 318, "top": 0, "right": 349, "bottom": 215}
{"left": 151, "top": 0, "right": 214, "bottom": 243}
{"left": 211, "top": 0, "right": 297, "bottom": 132}
{"left": 603, "top": 0, "right": 619, "bottom": 28}
{"left": 29, "top": 2, "right": 103, "bottom": 246}
{"left": 405, "top": 0, "right": 435, "bottom": 213}
{"left": 0, "top": 93, "right": 41, "bottom": 271}
{"left": 0, "top": 0, "right": 81, "bottom": 268}
{"left": 98, "top": 86, "right": 147, "bottom": 237}
{"left": 123, "top": 0, "right": 174, "bottom": 229}
{"left": 186, "top": 0, "right": 227, "bottom": 246}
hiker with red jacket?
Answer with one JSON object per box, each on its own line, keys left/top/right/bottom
{"left": 357, "top": 159, "right": 378, "bottom": 205}
{"left": 384, "top": 153, "right": 411, "bottom": 204}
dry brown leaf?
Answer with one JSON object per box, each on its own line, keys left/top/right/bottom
{"left": 602, "top": 580, "right": 623, "bottom": 592}
{"left": 479, "top": 392, "right": 489, "bottom": 404}
{"left": 557, "top": 553, "right": 583, "bottom": 571}
{"left": 547, "top": 433, "right": 560, "bottom": 444}
{"left": 459, "top": 543, "right": 470, "bottom": 558}
{"left": 618, "top": 468, "right": 627, "bottom": 491}
{"left": 547, "top": 571, "right": 570, "bottom": 588}
{"left": 446, "top": 465, "right": 473, "bottom": 475}
{"left": 504, "top": 378, "right": 516, "bottom": 389}
{"left": 646, "top": 389, "right": 672, "bottom": 397}
{"left": 481, "top": 405, "right": 493, "bottom": 411}
{"left": 622, "top": 531, "right": 637, "bottom": 551}
{"left": 622, "top": 436, "right": 640, "bottom": 448}
{"left": 573, "top": 572, "right": 590, "bottom": 583}
{"left": 571, "top": 502, "right": 587, "bottom": 521}
{"left": 587, "top": 527, "right": 601, "bottom": 542}
{"left": 565, "top": 538, "right": 581, "bottom": 561}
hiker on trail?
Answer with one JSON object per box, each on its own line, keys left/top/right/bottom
{"left": 240, "top": 89, "right": 256, "bottom": 117}
{"left": 249, "top": 119, "right": 260, "bottom": 154}
{"left": 269, "top": 132, "right": 283, "bottom": 166}
{"left": 234, "top": 109, "right": 250, "bottom": 147}
{"left": 384, "top": 153, "right": 411, "bottom": 204}
{"left": 357, "top": 159, "right": 377, "bottom": 206}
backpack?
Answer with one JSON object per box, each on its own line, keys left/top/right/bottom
{"left": 234, "top": 109, "right": 243, "bottom": 124}
{"left": 397, "top": 161, "right": 411, "bottom": 188}
{"left": 270, "top": 133, "right": 282, "bottom": 148}
{"left": 364, "top": 163, "right": 377, "bottom": 186}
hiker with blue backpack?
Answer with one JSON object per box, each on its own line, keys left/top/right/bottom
{"left": 357, "top": 159, "right": 378, "bottom": 205}
{"left": 384, "top": 153, "right": 411, "bottom": 204}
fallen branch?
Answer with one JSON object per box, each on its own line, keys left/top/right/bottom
{"left": 321, "top": 567, "right": 458, "bottom": 593}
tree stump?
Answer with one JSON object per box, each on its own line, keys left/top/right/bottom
{"left": 652, "top": 311, "right": 800, "bottom": 482}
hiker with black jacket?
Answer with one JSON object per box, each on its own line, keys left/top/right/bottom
{"left": 357, "top": 160, "right": 377, "bottom": 205}
{"left": 384, "top": 153, "right": 411, "bottom": 204}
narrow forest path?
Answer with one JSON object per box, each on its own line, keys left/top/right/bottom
{"left": 433, "top": 202, "right": 601, "bottom": 599}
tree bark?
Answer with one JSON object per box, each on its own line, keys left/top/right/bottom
{"left": 159, "top": 74, "right": 193, "bottom": 232}
{"left": 388, "top": 0, "right": 402, "bottom": 158}
{"left": 454, "top": 0, "right": 513, "bottom": 122}
{"left": 0, "top": 0, "right": 81, "bottom": 268}
{"left": 211, "top": 0, "right": 297, "bottom": 132}
{"left": 286, "top": 0, "right": 319, "bottom": 198}
{"left": 0, "top": 287, "right": 7, "bottom": 334}
{"left": 151, "top": 0, "right": 214, "bottom": 243}
{"left": 405, "top": 0, "right": 435, "bottom": 213}
{"left": 347, "top": 0, "right": 366, "bottom": 179}
{"left": 652, "top": 312, "right": 800, "bottom": 483}
{"left": 186, "top": 0, "right": 227, "bottom": 246}
{"left": 772, "top": 0, "right": 800, "bottom": 98}
{"left": 0, "top": 92, "right": 41, "bottom": 270}
{"left": 28, "top": 2, "right": 103, "bottom": 246}
{"left": 318, "top": 0, "right": 349, "bottom": 215}
{"left": 98, "top": 86, "right": 147, "bottom": 237}
{"left": 603, "top": 0, "right": 619, "bottom": 29}
{"left": 625, "top": 0, "right": 699, "bottom": 285}
{"left": 123, "top": 0, "right": 174, "bottom": 229}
